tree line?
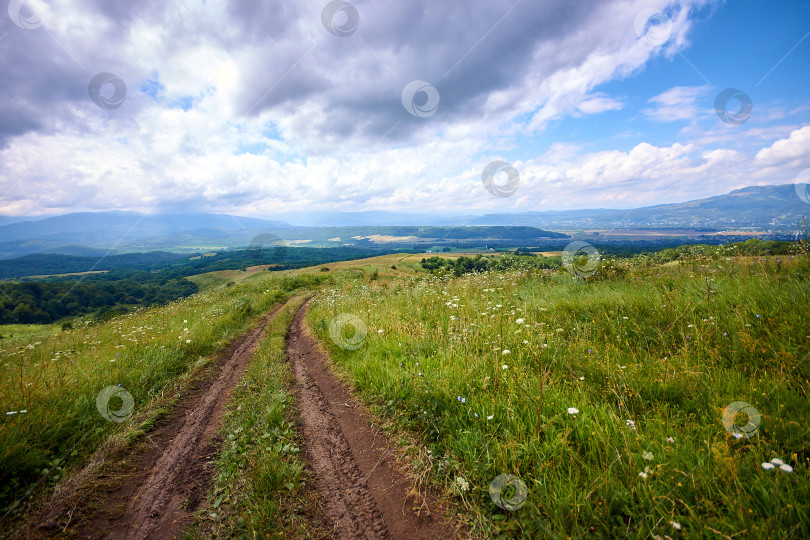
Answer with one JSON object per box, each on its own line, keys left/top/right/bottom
{"left": 0, "top": 272, "right": 197, "bottom": 324}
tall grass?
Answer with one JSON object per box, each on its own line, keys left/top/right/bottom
{"left": 0, "top": 271, "right": 324, "bottom": 517}
{"left": 308, "top": 252, "right": 810, "bottom": 538}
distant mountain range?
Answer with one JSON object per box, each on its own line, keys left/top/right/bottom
{"left": 0, "top": 185, "right": 806, "bottom": 259}
{"left": 265, "top": 184, "right": 808, "bottom": 228}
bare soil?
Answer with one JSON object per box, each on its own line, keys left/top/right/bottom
{"left": 286, "top": 300, "right": 460, "bottom": 539}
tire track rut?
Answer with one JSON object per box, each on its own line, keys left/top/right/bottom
{"left": 287, "top": 300, "right": 457, "bottom": 540}
{"left": 69, "top": 301, "right": 290, "bottom": 539}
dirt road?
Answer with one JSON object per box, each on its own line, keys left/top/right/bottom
{"left": 31, "top": 302, "right": 288, "bottom": 539}
{"left": 286, "top": 301, "right": 458, "bottom": 539}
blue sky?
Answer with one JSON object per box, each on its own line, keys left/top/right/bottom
{"left": 0, "top": 0, "right": 808, "bottom": 217}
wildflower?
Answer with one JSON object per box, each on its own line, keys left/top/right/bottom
{"left": 642, "top": 451, "right": 654, "bottom": 461}
{"left": 625, "top": 419, "right": 636, "bottom": 430}
{"left": 638, "top": 471, "right": 648, "bottom": 479}
{"left": 622, "top": 316, "right": 628, "bottom": 320}
{"left": 487, "top": 415, "right": 494, "bottom": 420}
{"left": 770, "top": 458, "right": 784, "bottom": 465}
{"left": 666, "top": 437, "right": 675, "bottom": 444}
{"left": 761, "top": 462, "right": 775, "bottom": 470}
{"left": 516, "top": 318, "right": 525, "bottom": 325}
{"left": 378, "top": 329, "right": 384, "bottom": 334}
{"left": 620, "top": 365, "right": 626, "bottom": 370}
{"left": 779, "top": 464, "right": 794, "bottom": 473}
{"left": 186, "top": 339, "right": 191, "bottom": 344}
{"left": 502, "top": 349, "right": 511, "bottom": 355}
{"left": 501, "top": 364, "right": 509, "bottom": 370}
{"left": 567, "top": 407, "right": 579, "bottom": 415}
{"left": 523, "top": 340, "right": 529, "bottom": 344}
{"left": 455, "top": 476, "right": 469, "bottom": 492}
{"left": 578, "top": 376, "right": 584, "bottom": 381}
{"left": 670, "top": 521, "right": 681, "bottom": 530}
{"left": 474, "top": 413, "right": 479, "bottom": 418}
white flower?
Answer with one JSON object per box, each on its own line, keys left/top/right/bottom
{"left": 186, "top": 339, "right": 192, "bottom": 344}
{"left": 770, "top": 458, "right": 784, "bottom": 465}
{"left": 455, "top": 476, "right": 469, "bottom": 492}
{"left": 761, "top": 462, "right": 775, "bottom": 470}
{"left": 638, "top": 471, "right": 648, "bottom": 479}
{"left": 578, "top": 376, "right": 585, "bottom": 381}
{"left": 502, "top": 349, "right": 511, "bottom": 355}
{"left": 666, "top": 437, "right": 675, "bottom": 444}
{"left": 779, "top": 464, "right": 794, "bottom": 473}
{"left": 516, "top": 318, "right": 525, "bottom": 325}
{"left": 567, "top": 407, "right": 579, "bottom": 415}
{"left": 670, "top": 521, "right": 681, "bottom": 530}
{"left": 487, "top": 415, "right": 494, "bottom": 420}
{"left": 377, "top": 329, "right": 384, "bottom": 334}
{"left": 642, "top": 451, "right": 654, "bottom": 461}
{"left": 501, "top": 364, "right": 509, "bottom": 370}
{"left": 625, "top": 419, "right": 636, "bottom": 430}
{"left": 523, "top": 340, "right": 529, "bottom": 344}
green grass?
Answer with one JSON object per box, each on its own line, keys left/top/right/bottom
{"left": 186, "top": 294, "right": 326, "bottom": 539}
{"left": 307, "top": 249, "right": 810, "bottom": 538}
{"left": 0, "top": 323, "right": 62, "bottom": 343}
{"left": 0, "top": 271, "right": 325, "bottom": 518}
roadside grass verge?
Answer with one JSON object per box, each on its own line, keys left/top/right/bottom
{"left": 0, "top": 271, "right": 324, "bottom": 521}
{"left": 307, "top": 252, "right": 810, "bottom": 538}
{"left": 188, "top": 293, "right": 328, "bottom": 539}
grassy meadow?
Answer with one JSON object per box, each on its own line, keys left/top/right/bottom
{"left": 1, "top": 243, "right": 808, "bottom": 539}
{"left": 307, "top": 247, "right": 810, "bottom": 538}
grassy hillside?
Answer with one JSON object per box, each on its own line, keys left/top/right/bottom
{"left": 2, "top": 243, "right": 808, "bottom": 537}
{"left": 307, "top": 245, "right": 810, "bottom": 537}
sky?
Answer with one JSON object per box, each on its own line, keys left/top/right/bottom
{"left": 0, "top": 0, "right": 808, "bottom": 218}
